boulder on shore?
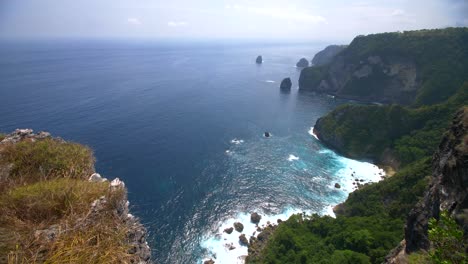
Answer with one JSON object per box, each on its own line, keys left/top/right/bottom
{"left": 256, "top": 55, "right": 263, "bottom": 64}
{"left": 204, "top": 259, "right": 215, "bottom": 264}
{"left": 239, "top": 234, "right": 249, "bottom": 246}
{"left": 334, "top": 183, "right": 341, "bottom": 189}
{"left": 234, "top": 222, "right": 244, "bottom": 232}
{"left": 296, "top": 58, "right": 309, "bottom": 67}
{"left": 250, "top": 212, "right": 262, "bottom": 224}
{"left": 280, "top": 78, "right": 292, "bottom": 90}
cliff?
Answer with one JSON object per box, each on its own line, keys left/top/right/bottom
{"left": 387, "top": 107, "right": 468, "bottom": 263}
{"left": 0, "top": 129, "right": 151, "bottom": 263}
{"left": 313, "top": 82, "right": 468, "bottom": 167}
{"left": 300, "top": 28, "right": 468, "bottom": 105}
{"left": 311, "top": 45, "right": 347, "bottom": 66}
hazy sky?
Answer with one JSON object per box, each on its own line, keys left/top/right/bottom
{"left": 1, "top": 0, "right": 467, "bottom": 42}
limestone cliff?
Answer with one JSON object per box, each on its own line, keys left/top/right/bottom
{"left": 300, "top": 28, "right": 468, "bottom": 105}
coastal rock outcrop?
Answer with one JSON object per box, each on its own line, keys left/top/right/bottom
{"left": 239, "top": 234, "right": 249, "bottom": 246}
{"left": 296, "top": 58, "right": 309, "bottom": 68}
{"left": 311, "top": 45, "right": 347, "bottom": 66}
{"left": 224, "top": 227, "right": 234, "bottom": 234}
{"left": 256, "top": 55, "right": 263, "bottom": 64}
{"left": 234, "top": 222, "right": 244, "bottom": 232}
{"left": 250, "top": 212, "right": 262, "bottom": 224}
{"left": 280, "top": 78, "right": 292, "bottom": 90}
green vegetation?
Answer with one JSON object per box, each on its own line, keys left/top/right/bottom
{"left": 315, "top": 82, "right": 468, "bottom": 166}
{"left": 300, "top": 28, "right": 468, "bottom": 106}
{"left": 247, "top": 158, "right": 431, "bottom": 264}
{"left": 0, "top": 138, "right": 137, "bottom": 263}
{"left": 428, "top": 211, "right": 468, "bottom": 264}
{"left": 249, "top": 30, "right": 468, "bottom": 262}
{"left": 248, "top": 82, "right": 467, "bottom": 263}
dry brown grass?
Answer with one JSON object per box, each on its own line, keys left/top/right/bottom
{"left": 0, "top": 138, "right": 140, "bottom": 264}
{"left": 0, "top": 138, "right": 95, "bottom": 192}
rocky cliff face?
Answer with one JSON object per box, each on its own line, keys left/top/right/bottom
{"left": 301, "top": 53, "right": 419, "bottom": 105}
{"left": 406, "top": 107, "right": 468, "bottom": 251}
{"left": 311, "top": 45, "right": 347, "bottom": 66}
{"left": 386, "top": 107, "right": 468, "bottom": 262}
{"left": 300, "top": 28, "right": 468, "bottom": 106}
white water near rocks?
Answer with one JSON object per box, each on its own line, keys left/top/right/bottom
{"left": 200, "top": 132, "right": 385, "bottom": 264}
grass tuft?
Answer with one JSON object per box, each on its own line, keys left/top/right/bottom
{"left": 0, "top": 138, "right": 95, "bottom": 191}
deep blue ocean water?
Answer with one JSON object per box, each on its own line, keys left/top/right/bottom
{"left": 0, "top": 40, "right": 383, "bottom": 263}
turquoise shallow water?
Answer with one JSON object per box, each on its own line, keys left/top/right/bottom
{"left": 0, "top": 40, "right": 383, "bottom": 263}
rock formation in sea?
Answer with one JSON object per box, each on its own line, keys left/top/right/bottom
{"left": 311, "top": 45, "right": 347, "bottom": 66}
{"left": 239, "top": 234, "right": 249, "bottom": 246}
{"left": 280, "top": 78, "right": 292, "bottom": 90}
{"left": 250, "top": 212, "right": 262, "bottom": 224}
{"left": 256, "top": 55, "right": 263, "bottom": 64}
{"left": 296, "top": 58, "right": 309, "bottom": 68}
{"left": 0, "top": 129, "right": 152, "bottom": 263}
{"left": 234, "top": 222, "right": 244, "bottom": 232}
{"left": 224, "top": 227, "right": 234, "bottom": 234}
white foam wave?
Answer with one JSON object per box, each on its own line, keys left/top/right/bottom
{"left": 308, "top": 127, "right": 319, "bottom": 141}
{"left": 200, "top": 208, "right": 306, "bottom": 264}
{"left": 264, "top": 80, "right": 276, "bottom": 83}
{"left": 231, "top": 139, "right": 244, "bottom": 145}
{"left": 334, "top": 156, "right": 385, "bottom": 193}
{"left": 201, "top": 142, "right": 386, "bottom": 263}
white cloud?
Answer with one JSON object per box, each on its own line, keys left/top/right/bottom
{"left": 127, "top": 18, "right": 141, "bottom": 25}
{"left": 391, "top": 9, "right": 405, "bottom": 16}
{"left": 247, "top": 7, "right": 326, "bottom": 24}
{"left": 168, "top": 21, "right": 188, "bottom": 27}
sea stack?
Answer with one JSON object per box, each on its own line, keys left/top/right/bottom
{"left": 280, "top": 78, "right": 292, "bottom": 90}
{"left": 256, "top": 55, "right": 263, "bottom": 64}
{"left": 296, "top": 58, "right": 309, "bottom": 67}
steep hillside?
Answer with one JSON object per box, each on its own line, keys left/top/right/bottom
{"left": 300, "top": 28, "right": 468, "bottom": 105}
{"left": 313, "top": 82, "right": 468, "bottom": 167}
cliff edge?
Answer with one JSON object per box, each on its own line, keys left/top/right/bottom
{"left": 0, "top": 129, "right": 151, "bottom": 263}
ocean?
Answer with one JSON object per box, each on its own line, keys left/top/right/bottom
{"left": 0, "top": 40, "right": 383, "bottom": 263}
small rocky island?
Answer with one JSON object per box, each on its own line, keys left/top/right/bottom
{"left": 280, "top": 77, "right": 292, "bottom": 90}
{"left": 255, "top": 55, "right": 263, "bottom": 64}
{"left": 296, "top": 58, "right": 309, "bottom": 67}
